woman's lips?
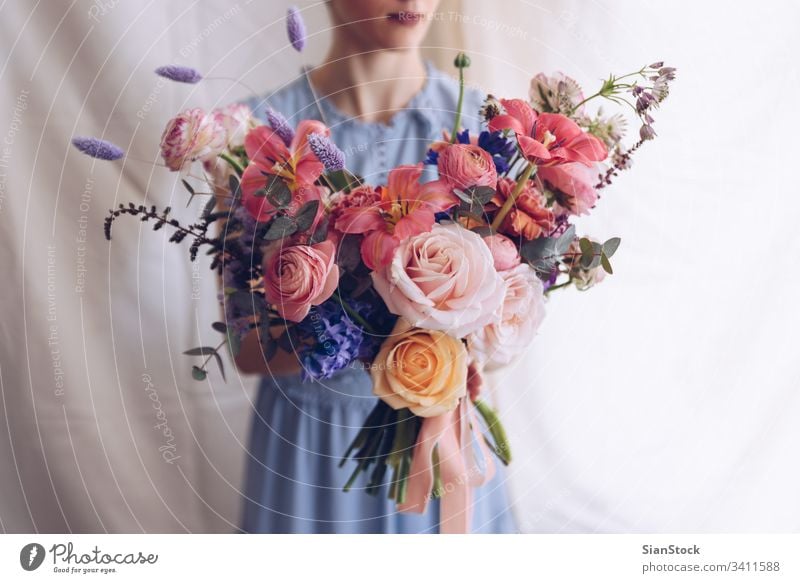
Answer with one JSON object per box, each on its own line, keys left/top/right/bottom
{"left": 387, "top": 12, "right": 426, "bottom": 26}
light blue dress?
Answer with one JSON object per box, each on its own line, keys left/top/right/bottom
{"left": 239, "top": 60, "right": 517, "bottom": 533}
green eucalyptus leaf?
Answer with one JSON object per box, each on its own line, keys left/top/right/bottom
{"left": 601, "top": 252, "right": 614, "bottom": 274}
{"left": 469, "top": 185, "right": 496, "bottom": 205}
{"left": 191, "top": 366, "right": 207, "bottom": 381}
{"left": 264, "top": 175, "right": 292, "bottom": 207}
{"left": 263, "top": 215, "right": 298, "bottom": 240}
{"left": 555, "top": 225, "right": 576, "bottom": 256}
{"left": 183, "top": 346, "right": 218, "bottom": 357}
{"left": 294, "top": 200, "right": 320, "bottom": 232}
{"left": 602, "top": 237, "right": 622, "bottom": 257}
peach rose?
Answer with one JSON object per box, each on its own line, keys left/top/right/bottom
{"left": 468, "top": 263, "right": 546, "bottom": 368}
{"left": 490, "top": 177, "right": 555, "bottom": 240}
{"left": 371, "top": 222, "right": 505, "bottom": 338}
{"left": 160, "top": 108, "right": 226, "bottom": 173}
{"left": 482, "top": 233, "right": 521, "bottom": 271}
{"left": 372, "top": 318, "right": 468, "bottom": 417}
{"left": 437, "top": 143, "right": 497, "bottom": 190}
{"left": 262, "top": 240, "right": 339, "bottom": 322}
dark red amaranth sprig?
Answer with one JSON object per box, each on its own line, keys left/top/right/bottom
{"left": 103, "top": 202, "right": 241, "bottom": 266}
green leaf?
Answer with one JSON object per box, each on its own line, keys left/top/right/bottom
{"left": 201, "top": 193, "right": 217, "bottom": 218}
{"left": 308, "top": 215, "right": 329, "bottom": 245}
{"left": 469, "top": 185, "right": 496, "bottom": 205}
{"left": 191, "top": 366, "right": 207, "bottom": 381}
{"left": 212, "top": 351, "right": 226, "bottom": 381}
{"left": 601, "top": 252, "right": 614, "bottom": 274}
{"left": 325, "top": 169, "right": 362, "bottom": 193}
{"left": 579, "top": 238, "right": 594, "bottom": 268}
{"left": 263, "top": 215, "right": 298, "bottom": 240}
{"left": 181, "top": 179, "right": 195, "bottom": 195}
{"left": 452, "top": 188, "right": 472, "bottom": 204}
{"left": 602, "top": 237, "right": 622, "bottom": 258}
{"left": 183, "top": 346, "right": 218, "bottom": 357}
{"left": 555, "top": 224, "right": 576, "bottom": 255}
{"left": 264, "top": 175, "right": 292, "bottom": 207}
{"left": 211, "top": 321, "right": 227, "bottom": 334}
{"left": 294, "top": 200, "right": 320, "bottom": 232}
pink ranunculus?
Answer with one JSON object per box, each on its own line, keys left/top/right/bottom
{"left": 262, "top": 240, "right": 339, "bottom": 322}
{"left": 437, "top": 143, "right": 497, "bottom": 191}
{"left": 482, "top": 234, "right": 521, "bottom": 271}
{"left": 160, "top": 108, "right": 227, "bottom": 173}
{"left": 335, "top": 164, "right": 457, "bottom": 270}
{"left": 212, "top": 103, "right": 256, "bottom": 149}
{"left": 488, "top": 98, "right": 607, "bottom": 167}
{"left": 371, "top": 222, "right": 506, "bottom": 338}
{"left": 538, "top": 162, "right": 600, "bottom": 216}
{"left": 468, "top": 263, "right": 545, "bottom": 368}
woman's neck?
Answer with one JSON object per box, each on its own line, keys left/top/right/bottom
{"left": 308, "top": 46, "right": 427, "bottom": 124}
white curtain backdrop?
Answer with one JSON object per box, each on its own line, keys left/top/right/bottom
{"left": 1, "top": 0, "right": 798, "bottom": 533}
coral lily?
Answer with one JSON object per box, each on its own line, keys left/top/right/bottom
{"left": 489, "top": 98, "right": 607, "bottom": 166}
{"left": 334, "top": 164, "right": 457, "bottom": 270}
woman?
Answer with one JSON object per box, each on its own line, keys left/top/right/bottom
{"left": 234, "top": 0, "right": 517, "bottom": 533}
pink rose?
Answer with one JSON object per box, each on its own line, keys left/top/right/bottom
{"left": 160, "top": 108, "right": 226, "bottom": 173}
{"left": 482, "top": 234, "right": 521, "bottom": 271}
{"left": 262, "top": 241, "right": 339, "bottom": 322}
{"left": 437, "top": 143, "right": 497, "bottom": 190}
{"left": 538, "top": 162, "right": 600, "bottom": 216}
{"left": 371, "top": 222, "right": 505, "bottom": 338}
{"left": 212, "top": 103, "right": 256, "bottom": 149}
{"left": 468, "top": 263, "right": 545, "bottom": 368}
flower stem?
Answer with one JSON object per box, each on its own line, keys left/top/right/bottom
{"left": 490, "top": 161, "right": 535, "bottom": 231}
{"left": 333, "top": 290, "right": 376, "bottom": 335}
{"left": 218, "top": 152, "right": 244, "bottom": 177}
{"left": 450, "top": 56, "right": 468, "bottom": 144}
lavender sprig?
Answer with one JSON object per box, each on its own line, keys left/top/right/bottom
{"left": 308, "top": 133, "right": 345, "bottom": 171}
{"left": 286, "top": 6, "right": 306, "bottom": 52}
{"left": 71, "top": 136, "right": 125, "bottom": 160}
{"left": 154, "top": 65, "right": 203, "bottom": 84}
{"left": 266, "top": 108, "right": 295, "bottom": 147}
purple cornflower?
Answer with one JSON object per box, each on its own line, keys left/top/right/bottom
{"left": 154, "top": 65, "right": 203, "bottom": 84}
{"left": 307, "top": 133, "right": 345, "bottom": 171}
{"left": 266, "top": 108, "right": 295, "bottom": 147}
{"left": 286, "top": 6, "right": 306, "bottom": 52}
{"left": 71, "top": 136, "right": 125, "bottom": 160}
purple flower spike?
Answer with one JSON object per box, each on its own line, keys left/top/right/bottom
{"left": 154, "top": 65, "right": 203, "bottom": 84}
{"left": 71, "top": 136, "right": 125, "bottom": 161}
{"left": 307, "top": 133, "right": 345, "bottom": 172}
{"left": 286, "top": 6, "right": 307, "bottom": 52}
{"left": 266, "top": 108, "right": 295, "bottom": 146}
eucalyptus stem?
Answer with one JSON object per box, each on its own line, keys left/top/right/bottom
{"left": 490, "top": 161, "right": 535, "bottom": 231}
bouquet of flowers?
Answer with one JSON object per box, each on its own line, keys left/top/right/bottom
{"left": 72, "top": 9, "right": 674, "bottom": 533}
